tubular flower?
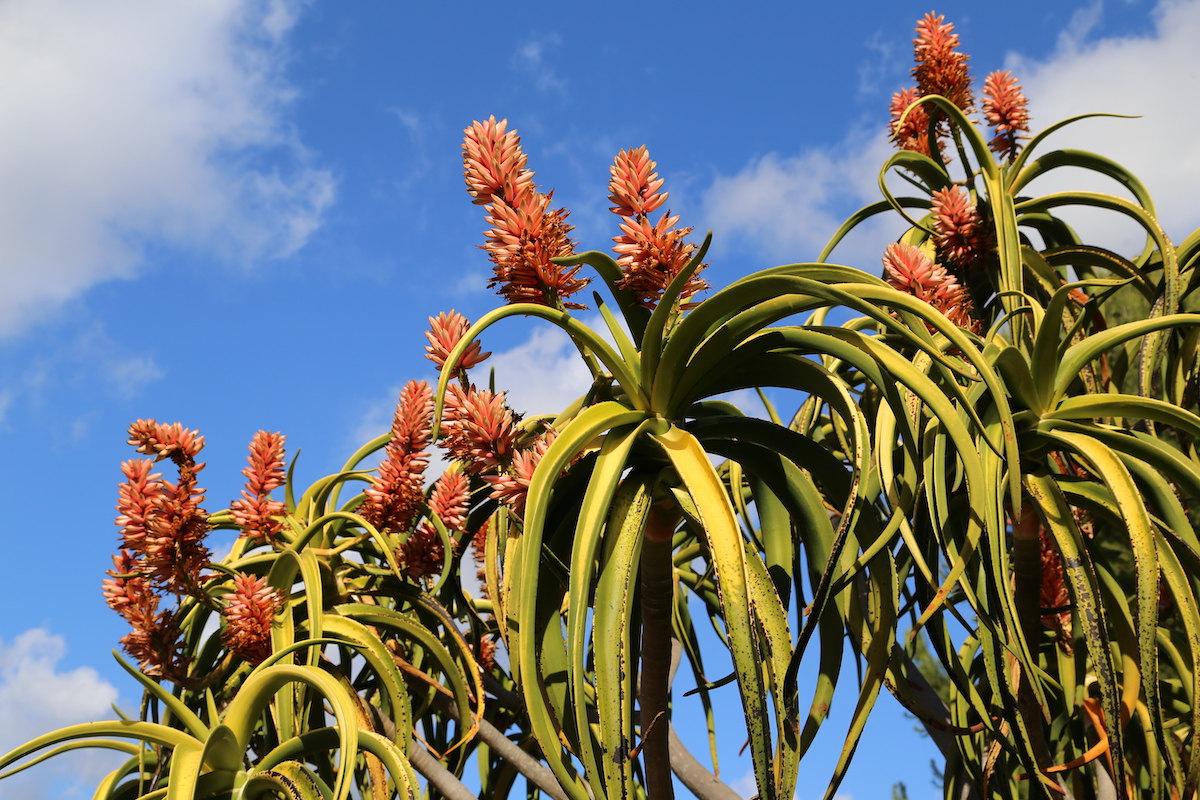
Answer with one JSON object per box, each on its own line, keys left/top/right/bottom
{"left": 428, "top": 468, "right": 471, "bottom": 533}
{"left": 609, "top": 147, "right": 707, "bottom": 309}
{"left": 440, "top": 383, "right": 519, "bottom": 474}
{"left": 361, "top": 380, "right": 433, "bottom": 533}
{"left": 882, "top": 242, "right": 977, "bottom": 331}
{"left": 222, "top": 574, "right": 283, "bottom": 665}
{"left": 127, "top": 419, "right": 205, "bottom": 462}
{"left": 463, "top": 116, "right": 534, "bottom": 207}
{"left": 464, "top": 118, "right": 587, "bottom": 309}
{"left": 483, "top": 427, "right": 555, "bottom": 519}
{"left": 912, "top": 12, "right": 973, "bottom": 113}
{"left": 608, "top": 146, "right": 669, "bottom": 218}
{"left": 424, "top": 310, "right": 491, "bottom": 374}
{"left": 982, "top": 70, "right": 1030, "bottom": 160}
{"left": 116, "top": 420, "right": 212, "bottom": 597}
{"left": 930, "top": 186, "right": 991, "bottom": 270}
{"left": 104, "top": 551, "right": 187, "bottom": 678}
{"left": 483, "top": 190, "right": 586, "bottom": 308}
{"left": 889, "top": 87, "right": 932, "bottom": 156}
{"left": 397, "top": 522, "right": 445, "bottom": 581}
{"left": 230, "top": 431, "right": 287, "bottom": 543}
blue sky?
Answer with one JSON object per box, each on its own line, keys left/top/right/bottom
{"left": 0, "top": 1, "right": 1196, "bottom": 797}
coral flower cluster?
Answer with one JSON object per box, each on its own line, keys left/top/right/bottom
{"left": 463, "top": 117, "right": 586, "bottom": 309}
{"left": 116, "top": 421, "right": 212, "bottom": 598}
{"left": 981, "top": 70, "right": 1030, "bottom": 160}
{"left": 230, "top": 431, "right": 287, "bottom": 543}
{"left": 882, "top": 242, "right": 976, "bottom": 331}
{"left": 608, "top": 146, "right": 708, "bottom": 309}
{"left": 889, "top": 12, "right": 1030, "bottom": 164}
{"left": 105, "top": 420, "right": 212, "bottom": 677}
{"left": 930, "top": 186, "right": 992, "bottom": 273}
{"left": 106, "top": 421, "right": 294, "bottom": 677}
{"left": 361, "top": 379, "right": 435, "bottom": 536}
{"left": 222, "top": 574, "right": 284, "bottom": 665}
{"left": 425, "top": 310, "right": 491, "bottom": 376}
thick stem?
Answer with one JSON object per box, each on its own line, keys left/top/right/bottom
{"left": 640, "top": 503, "right": 678, "bottom": 800}
{"left": 1012, "top": 502, "right": 1056, "bottom": 794}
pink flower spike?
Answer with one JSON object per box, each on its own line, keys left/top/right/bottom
{"left": 223, "top": 574, "right": 283, "bottom": 665}
{"left": 882, "top": 242, "right": 977, "bottom": 331}
{"left": 608, "top": 146, "right": 668, "bottom": 218}
{"left": 463, "top": 116, "right": 534, "bottom": 206}
{"left": 425, "top": 311, "right": 491, "bottom": 373}
{"left": 230, "top": 431, "right": 287, "bottom": 543}
{"left": 982, "top": 70, "right": 1030, "bottom": 159}
{"left": 361, "top": 380, "right": 434, "bottom": 533}
{"left": 429, "top": 468, "right": 471, "bottom": 533}
{"left": 883, "top": 242, "right": 948, "bottom": 298}
{"left": 912, "top": 12, "right": 973, "bottom": 113}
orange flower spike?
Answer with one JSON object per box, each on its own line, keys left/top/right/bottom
{"left": 912, "top": 12, "right": 973, "bottom": 113}
{"left": 484, "top": 427, "right": 555, "bottom": 519}
{"left": 230, "top": 431, "right": 287, "bottom": 542}
{"left": 441, "top": 384, "right": 518, "bottom": 473}
{"left": 429, "top": 469, "right": 471, "bottom": 533}
{"left": 115, "top": 458, "right": 162, "bottom": 551}
{"left": 465, "top": 116, "right": 586, "bottom": 309}
{"left": 127, "top": 419, "right": 205, "bottom": 462}
{"left": 882, "top": 242, "right": 977, "bottom": 331}
{"left": 397, "top": 522, "right": 445, "bottom": 581}
{"left": 608, "top": 145, "right": 708, "bottom": 310}
{"left": 889, "top": 87, "right": 931, "bottom": 155}
{"left": 223, "top": 574, "right": 283, "bottom": 665}
{"left": 982, "top": 70, "right": 1030, "bottom": 159}
{"left": 425, "top": 311, "right": 491, "bottom": 373}
{"left": 361, "top": 380, "right": 434, "bottom": 533}
{"left": 609, "top": 146, "right": 668, "bottom": 218}
{"left": 463, "top": 116, "right": 534, "bottom": 206}
{"left": 931, "top": 186, "right": 986, "bottom": 267}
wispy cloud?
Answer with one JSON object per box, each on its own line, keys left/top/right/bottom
{"left": 0, "top": 629, "right": 124, "bottom": 799}
{"left": 0, "top": 323, "right": 163, "bottom": 430}
{"left": 512, "top": 33, "right": 567, "bottom": 93}
{"left": 0, "top": 0, "right": 333, "bottom": 338}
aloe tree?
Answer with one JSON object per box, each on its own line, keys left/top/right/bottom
{"left": 3, "top": 12, "right": 1199, "bottom": 800}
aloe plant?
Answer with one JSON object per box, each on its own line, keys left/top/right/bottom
{"left": 4, "top": 12, "right": 1200, "bottom": 800}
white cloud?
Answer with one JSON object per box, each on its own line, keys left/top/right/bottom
{"left": 702, "top": 132, "right": 908, "bottom": 269}
{"left": 488, "top": 324, "right": 594, "bottom": 418}
{"left": 0, "top": 0, "right": 333, "bottom": 338}
{"left": 0, "top": 629, "right": 125, "bottom": 799}
{"left": 1008, "top": 0, "right": 1200, "bottom": 252}
{"left": 704, "top": 0, "right": 1200, "bottom": 268}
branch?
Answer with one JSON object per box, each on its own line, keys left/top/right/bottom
{"left": 434, "top": 690, "right": 569, "bottom": 800}
{"left": 407, "top": 741, "right": 477, "bottom": 800}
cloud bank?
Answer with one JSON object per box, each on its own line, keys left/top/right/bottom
{"left": 0, "top": 0, "right": 333, "bottom": 337}
{"left": 0, "top": 629, "right": 124, "bottom": 799}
